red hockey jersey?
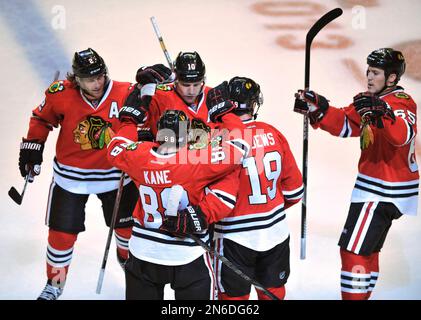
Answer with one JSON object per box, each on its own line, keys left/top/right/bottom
{"left": 313, "top": 87, "right": 418, "bottom": 216}
{"left": 143, "top": 84, "right": 212, "bottom": 136}
{"left": 107, "top": 122, "right": 250, "bottom": 265}
{"left": 214, "top": 120, "right": 304, "bottom": 251}
{"left": 27, "top": 79, "right": 133, "bottom": 194}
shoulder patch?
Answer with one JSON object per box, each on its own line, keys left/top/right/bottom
{"left": 156, "top": 84, "right": 172, "bottom": 91}
{"left": 126, "top": 142, "right": 141, "bottom": 151}
{"left": 48, "top": 81, "right": 65, "bottom": 94}
{"left": 395, "top": 92, "right": 410, "bottom": 99}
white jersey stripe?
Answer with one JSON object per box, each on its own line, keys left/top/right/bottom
{"left": 346, "top": 202, "right": 371, "bottom": 253}
{"left": 354, "top": 202, "right": 377, "bottom": 254}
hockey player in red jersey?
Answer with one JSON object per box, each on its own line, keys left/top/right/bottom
{"left": 18, "top": 48, "right": 141, "bottom": 300}
{"left": 136, "top": 51, "right": 212, "bottom": 137}
{"left": 108, "top": 97, "right": 249, "bottom": 299}
{"left": 294, "top": 48, "right": 418, "bottom": 300}
{"left": 206, "top": 77, "right": 303, "bottom": 300}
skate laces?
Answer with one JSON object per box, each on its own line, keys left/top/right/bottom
{"left": 37, "top": 283, "right": 63, "bottom": 300}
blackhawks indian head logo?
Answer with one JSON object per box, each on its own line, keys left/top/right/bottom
{"left": 73, "top": 116, "right": 114, "bottom": 150}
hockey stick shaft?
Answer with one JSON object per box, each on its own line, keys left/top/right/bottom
{"left": 166, "top": 186, "right": 279, "bottom": 300}
{"left": 189, "top": 234, "right": 279, "bottom": 300}
{"left": 301, "top": 8, "right": 343, "bottom": 260}
{"left": 9, "top": 71, "right": 61, "bottom": 205}
{"left": 96, "top": 173, "right": 126, "bottom": 294}
{"left": 150, "top": 16, "right": 173, "bottom": 69}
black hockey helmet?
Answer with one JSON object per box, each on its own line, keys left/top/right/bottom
{"left": 156, "top": 110, "right": 190, "bottom": 146}
{"left": 367, "top": 48, "right": 406, "bottom": 83}
{"left": 228, "top": 76, "right": 263, "bottom": 118}
{"left": 174, "top": 52, "right": 206, "bottom": 82}
{"left": 72, "top": 48, "right": 107, "bottom": 78}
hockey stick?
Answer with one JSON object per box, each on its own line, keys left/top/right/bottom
{"left": 189, "top": 234, "right": 279, "bottom": 300}
{"left": 8, "top": 173, "right": 32, "bottom": 205}
{"left": 153, "top": 20, "right": 279, "bottom": 300}
{"left": 167, "top": 185, "right": 279, "bottom": 301}
{"left": 96, "top": 173, "right": 126, "bottom": 294}
{"left": 300, "top": 8, "right": 343, "bottom": 260}
{"left": 150, "top": 16, "right": 173, "bottom": 70}
{"left": 9, "top": 71, "right": 60, "bottom": 205}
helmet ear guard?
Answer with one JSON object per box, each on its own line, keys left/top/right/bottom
{"left": 228, "top": 76, "right": 263, "bottom": 119}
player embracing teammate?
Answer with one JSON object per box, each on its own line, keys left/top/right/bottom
{"left": 294, "top": 48, "right": 418, "bottom": 300}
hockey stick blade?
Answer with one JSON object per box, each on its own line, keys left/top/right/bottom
{"left": 8, "top": 187, "right": 22, "bottom": 205}
{"left": 305, "top": 8, "right": 343, "bottom": 87}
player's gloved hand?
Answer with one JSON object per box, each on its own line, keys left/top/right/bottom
{"left": 206, "top": 81, "right": 236, "bottom": 123}
{"left": 135, "top": 64, "right": 174, "bottom": 106}
{"left": 294, "top": 89, "right": 329, "bottom": 124}
{"left": 135, "top": 64, "right": 173, "bottom": 85}
{"left": 137, "top": 128, "right": 154, "bottom": 142}
{"left": 160, "top": 205, "right": 208, "bottom": 236}
{"left": 353, "top": 92, "right": 395, "bottom": 128}
{"left": 19, "top": 138, "right": 44, "bottom": 182}
{"left": 119, "top": 86, "right": 147, "bottom": 124}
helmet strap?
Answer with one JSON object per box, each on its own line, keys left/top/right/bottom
{"left": 252, "top": 103, "right": 261, "bottom": 120}
{"left": 376, "top": 72, "right": 397, "bottom": 96}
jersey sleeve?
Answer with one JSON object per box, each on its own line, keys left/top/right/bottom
{"left": 219, "top": 113, "right": 246, "bottom": 131}
{"left": 198, "top": 167, "right": 241, "bottom": 224}
{"left": 26, "top": 84, "right": 63, "bottom": 141}
{"left": 314, "top": 104, "right": 361, "bottom": 138}
{"left": 142, "top": 94, "right": 162, "bottom": 137}
{"left": 278, "top": 133, "right": 304, "bottom": 209}
{"left": 381, "top": 96, "right": 417, "bottom": 147}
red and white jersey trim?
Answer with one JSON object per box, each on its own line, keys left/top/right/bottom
{"left": 339, "top": 116, "right": 353, "bottom": 138}
{"left": 213, "top": 203, "right": 289, "bottom": 251}
{"left": 129, "top": 219, "right": 208, "bottom": 266}
{"left": 346, "top": 201, "right": 377, "bottom": 254}
{"left": 205, "top": 187, "right": 236, "bottom": 209}
{"left": 351, "top": 173, "right": 419, "bottom": 216}
{"left": 53, "top": 158, "right": 130, "bottom": 194}
{"left": 283, "top": 185, "right": 304, "bottom": 201}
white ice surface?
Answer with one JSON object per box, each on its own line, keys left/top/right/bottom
{"left": 0, "top": 0, "right": 420, "bottom": 300}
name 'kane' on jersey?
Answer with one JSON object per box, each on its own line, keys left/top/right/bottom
{"left": 107, "top": 125, "right": 250, "bottom": 266}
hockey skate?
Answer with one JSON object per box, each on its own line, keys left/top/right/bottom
{"left": 37, "top": 281, "right": 63, "bottom": 300}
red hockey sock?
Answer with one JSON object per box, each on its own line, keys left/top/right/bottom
{"left": 366, "top": 252, "right": 379, "bottom": 299}
{"left": 256, "top": 285, "right": 286, "bottom": 300}
{"left": 340, "top": 249, "right": 371, "bottom": 300}
{"left": 218, "top": 292, "right": 250, "bottom": 300}
{"left": 114, "top": 227, "right": 132, "bottom": 260}
{"left": 46, "top": 229, "right": 78, "bottom": 287}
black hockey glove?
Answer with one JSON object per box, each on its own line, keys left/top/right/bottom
{"left": 206, "top": 81, "right": 236, "bottom": 123}
{"left": 294, "top": 89, "right": 329, "bottom": 125}
{"left": 135, "top": 64, "right": 172, "bottom": 85}
{"left": 119, "top": 87, "right": 147, "bottom": 124}
{"left": 160, "top": 205, "right": 209, "bottom": 236}
{"left": 137, "top": 128, "right": 154, "bottom": 142}
{"left": 353, "top": 92, "right": 395, "bottom": 128}
{"left": 19, "top": 138, "right": 44, "bottom": 182}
